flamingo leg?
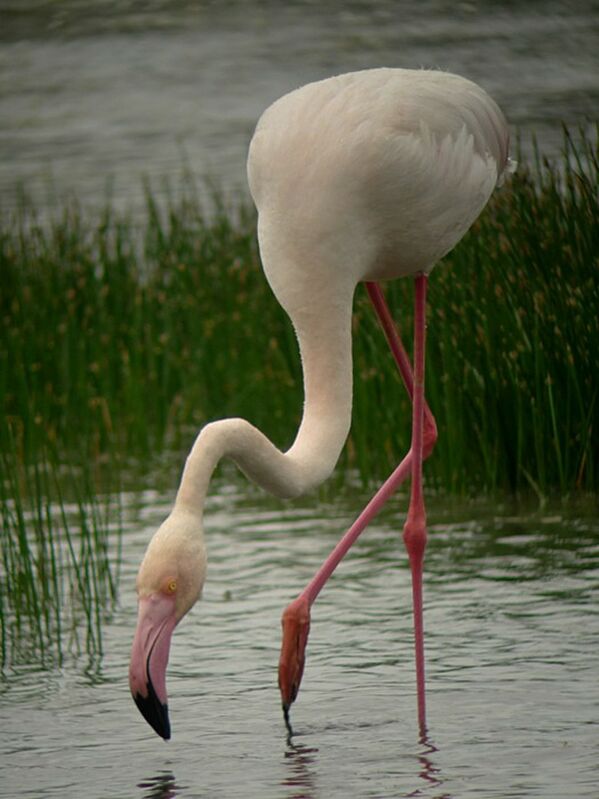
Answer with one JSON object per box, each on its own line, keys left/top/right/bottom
{"left": 365, "top": 282, "right": 437, "bottom": 458}
{"left": 279, "top": 277, "right": 435, "bottom": 735}
{"left": 369, "top": 277, "right": 433, "bottom": 734}
{"left": 402, "top": 273, "right": 429, "bottom": 734}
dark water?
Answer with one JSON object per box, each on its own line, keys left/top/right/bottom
{"left": 1, "top": 481, "right": 598, "bottom": 798}
{"left": 0, "top": 0, "right": 598, "bottom": 213}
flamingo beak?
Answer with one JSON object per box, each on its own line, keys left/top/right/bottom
{"left": 278, "top": 597, "right": 311, "bottom": 735}
{"left": 129, "top": 593, "right": 177, "bottom": 740}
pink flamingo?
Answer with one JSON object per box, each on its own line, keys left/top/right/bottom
{"left": 129, "top": 68, "right": 513, "bottom": 740}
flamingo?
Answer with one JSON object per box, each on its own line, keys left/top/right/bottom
{"left": 129, "top": 67, "right": 513, "bottom": 740}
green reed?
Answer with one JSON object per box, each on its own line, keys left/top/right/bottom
{"left": 0, "top": 443, "right": 121, "bottom": 668}
{"left": 1, "top": 128, "right": 597, "bottom": 503}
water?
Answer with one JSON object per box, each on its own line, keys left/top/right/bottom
{"left": 1, "top": 0, "right": 598, "bottom": 214}
{"left": 1, "top": 480, "right": 598, "bottom": 798}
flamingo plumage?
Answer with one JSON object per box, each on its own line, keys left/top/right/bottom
{"left": 129, "top": 67, "right": 513, "bottom": 740}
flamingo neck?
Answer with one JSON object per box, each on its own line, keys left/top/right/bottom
{"left": 174, "top": 288, "right": 355, "bottom": 517}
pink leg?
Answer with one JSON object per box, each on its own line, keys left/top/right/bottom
{"left": 403, "top": 274, "right": 428, "bottom": 734}
{"left": 366, "top": 281, "right": 415, "bottom": 392}
{"left": 279, "top": 278, "right": 435, "bottom": 736}
{"left": 369, "top": 278, "right": 431, "bottom": 734}
{"left": 366, "top": 282, "right": 437, "bottom": 458}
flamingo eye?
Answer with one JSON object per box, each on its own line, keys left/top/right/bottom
{"left": 165, "top": 578, "right": 178, "bottom": 594}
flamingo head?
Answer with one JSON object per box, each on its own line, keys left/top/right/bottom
{"left": 278, "top": 596, "right": 311, "bottom": 732}
{"left": 129, "top": 509, "right": 206, "bottom": 740}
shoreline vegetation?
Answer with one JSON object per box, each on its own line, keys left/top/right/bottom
{"left": 1, "top": 127, "right": 598, "bottom": 665}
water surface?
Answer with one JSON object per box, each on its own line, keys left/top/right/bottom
{"left": 1, "top": 482, "right": 597, "bottom": 798}
{"left": 1, "top": 0, "right": 598, "bottom": 213}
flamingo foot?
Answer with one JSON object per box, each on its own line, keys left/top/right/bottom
{"left": 278, "top": 595, "right": 311, "bottom": 734}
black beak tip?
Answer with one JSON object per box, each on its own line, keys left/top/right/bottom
{"left": 133, "top": 687, "right": 171, "bottom": 740}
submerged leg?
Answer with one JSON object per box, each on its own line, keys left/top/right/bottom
{"left": 278, "top": 278, "right": 436, "bottom": 734}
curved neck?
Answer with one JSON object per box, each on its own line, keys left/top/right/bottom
{"left": 174, "top": 286, "right": 355, "bottom": 517}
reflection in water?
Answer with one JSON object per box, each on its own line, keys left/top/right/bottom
{"left": 282, "top": 739, "right": 319, "bottom": 799}
{"left": 405, "top": 735, "right": 452, "bottom": 799}
{"left": 137, "top": 771, "right": 184, "bottom": 799}
{"left": 281, "top": 728, "right": 453, "bottom": 798}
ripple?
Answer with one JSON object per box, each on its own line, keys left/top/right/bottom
{"left": 1, "top": 485, "right": 598, "bottom": 797}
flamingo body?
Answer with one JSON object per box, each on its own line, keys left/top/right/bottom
{"left": 129, "top": 68, "right": 513, "bottom": 740}
{"left": 248, "top": 68, "right": 509, "bottom": 293}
